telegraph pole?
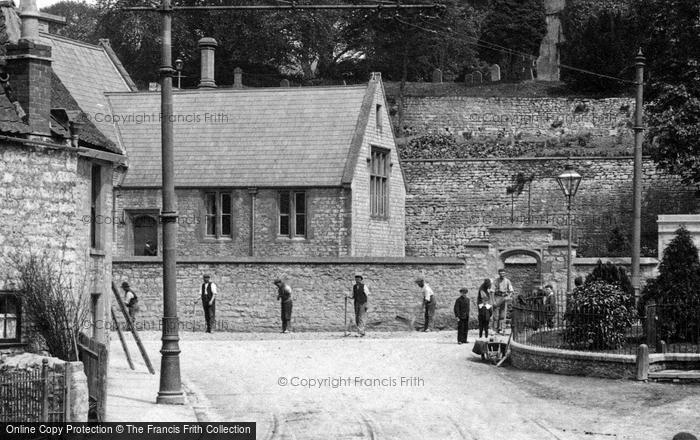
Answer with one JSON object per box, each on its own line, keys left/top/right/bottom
{"left": 121, "top": 0, "right": 440, "bottom": 405}
{"left": 631, "top": 49, "right": 645, "bottom": 307}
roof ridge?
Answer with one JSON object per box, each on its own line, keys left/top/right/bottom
{"left": 40, "top": 32, "right": 106, "bottom": 51}
{"left": 105, "top": 85, "right": 369, "bottom": 96}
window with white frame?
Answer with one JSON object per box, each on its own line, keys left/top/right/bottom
{"left": 0, "top": 292, "right": 20, "bottom": 343}
{"left": 279, "top": 191, "right": 306, "bottom": 238}
{"left": 370, "top": 147, "right": 390, "bottom": 218}
{"left": 204, "top": 191, "right": 233, "bottom": 239}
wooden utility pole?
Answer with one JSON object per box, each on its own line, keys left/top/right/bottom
{"left": 632, "top": 49, "right": 645, "bottom": 306}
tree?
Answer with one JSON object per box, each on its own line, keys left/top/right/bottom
{"left": 477, "top": 0, "right": 546, "bottom": 81}
{"left": 559, "top": 0, "right": 639, "bottom": 93}
{"left": 42, "top": 1, "right": 101, "bottom": 44}
{"left": 637, "top": 0, "right": 700, "bottom": 187}
{"left": 641, "top": 227, "right": 700, "bottom": 343}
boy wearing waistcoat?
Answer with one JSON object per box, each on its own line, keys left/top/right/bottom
{"left": 201, "top": 274, "right": 217, "bottom": 333}
{"left": 348, "top": 274, "right": 370, "bottom": 336}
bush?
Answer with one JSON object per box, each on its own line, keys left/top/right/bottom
{"left": 11, "top": 250, "right": 89, "bottom": 361}
{"left": 585, "top": 259, "right": 633, "bottom": 296}
{"left": 564, "top": 281, "right": 636, "bottom": 350}
{"left": 641, "top": 226, "right": 700, "bottom": 343}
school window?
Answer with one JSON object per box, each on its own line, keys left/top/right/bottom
{"left": 90, "top": 164, "right": 102, "bottom": 250}
{"left": 376, "top": 104, "right": 383, "bottom": 132}
{"left": 370, "top": 147, "right": 390, "bottom": 218}
{"left": 204, "top": 191, "right": 233, "bottom": 239}
{"left": 279, "top": 191, "right": 306, "bottom": 238}
{"left": 0, "top": 293, "right": 20, "bottom": 343}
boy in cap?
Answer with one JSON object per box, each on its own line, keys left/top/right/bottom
{"left": 121, "top": 281, "right": 139, "bottom": 330}
{"left": 200, "top": 274, "right": 217, "bottom": 333}
{"left": 453, "top": 287, "right": 470, "bottom": 344}
{"left": 348, "top": 273, "right": 370, "bottom": 336}
{"left": 274, "top": 278, "right": 293, "bottom": 333}
{"left": 415, "top": 277, "right": 436, "bottom": 332}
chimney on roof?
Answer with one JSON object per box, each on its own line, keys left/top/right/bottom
{"left": 198, "top": 37, "right": 217, "bottom": 88}
{"left": 233, "top": 67, "right": 243, "bottom": 88}
{"left": 370, "top": 72, "right": 382, "bottom": 82}
{"left": 5, "top": 0, "right": 52, "bottom": 136}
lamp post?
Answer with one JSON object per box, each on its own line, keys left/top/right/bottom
{"left": 556, "top": 164, "right": 582, "bottom": 293}
{"left": 174, "top": 58, "right": 183, "bottom": 89}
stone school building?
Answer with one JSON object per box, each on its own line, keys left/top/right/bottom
{"left": 111, "top": 73, "right": 405, "bottom": 259}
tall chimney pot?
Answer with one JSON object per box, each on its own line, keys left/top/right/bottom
{"left": 198, "top": 37, "right": 217, "bottom": 88}
{"left": 19, "top": 0, "right": 41, "bottom": 43}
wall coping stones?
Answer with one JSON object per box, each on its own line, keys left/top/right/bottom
{"left": 114, "top": 256, "right": 465, "bottom": 265}
{"left": 649, "top": 353, "right": 700, "bottom": 363}
{"left": 511, "top": 339, "right": 636, "bottom": 364}
{"left": 489, "top": 226, "right": 556, "bottom": 232}
{"left": 574, "top": 257, "right": 659, "bottom": 266}
{"left": 400, "top": 156, "right": 650, "bottom": 163}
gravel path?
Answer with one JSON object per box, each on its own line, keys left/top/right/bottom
{"left": 122, "top": 330, "right": 700, "bottom": 440}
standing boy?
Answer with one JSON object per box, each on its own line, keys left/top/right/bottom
{"left": 416, "top": 277, "right": 436, "bottom": 332}
{"left": 200, "top": 274, "right": 217, "bottom": 333}
{"left": 453, "top": 287, "right": 470, "bottom": 344}
{"left": 493, "top": 269, "right": 514, "bottom": 334}
{"left": 275, "top": 278, "right": 293, "bottom": 333}
{"left": 348, "top": 273, "right": 370, "bottom": 336}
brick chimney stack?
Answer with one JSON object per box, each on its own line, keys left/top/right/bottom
{"left": 233, "top": 67, "right": 243, "bottom": 88}
{"left": 5, "top": 0, "right": 52, "bottom": 136}
{"left": 198, "top": 37, "right": 217, "bottom": 88}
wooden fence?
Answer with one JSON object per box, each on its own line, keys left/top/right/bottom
{"left": 77, "top": 332, "right": 109, "bottom": 422}
{"left": 0, "top": 359, "right": 69, "bottom": 422}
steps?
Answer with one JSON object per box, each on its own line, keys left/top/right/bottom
{"left": 648, "top": 370, "right": 700, "bottom": 383}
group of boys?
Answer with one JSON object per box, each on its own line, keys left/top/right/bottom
{"left": 119, "top": 269, "right": 556, "bottom": 339}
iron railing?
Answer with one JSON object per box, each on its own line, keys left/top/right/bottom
{"left": 0, "top": 359, "right": 68, "bottom": 422}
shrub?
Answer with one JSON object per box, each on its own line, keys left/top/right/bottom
{"left": 564, "top": 281, "right": 636, "bottom": 350}
{"left": 585, "top": 259, "right": 633, "bottom": 297}
{"left": 11, "top": 250, "right": 89, "bottom": 361}
{"left": 641, "top": 226, "right": 700, "bottom": 343}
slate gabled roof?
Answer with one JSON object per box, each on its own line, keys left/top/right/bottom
{"left": 42, "top": 33, "right": 135, "bottom": 150}
{"left": 108, "top": 84, "right": 376, "bottom": 187}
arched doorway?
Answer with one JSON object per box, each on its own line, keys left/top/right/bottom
{"left": 499, "top": 249, "right": 542, "bottom": 298}
{"left": 132, "top": 215, "right": 158, "bottom": 256}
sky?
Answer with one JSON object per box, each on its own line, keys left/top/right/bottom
{"left": 36, "top": 0, "right": 96, "bottom": 11}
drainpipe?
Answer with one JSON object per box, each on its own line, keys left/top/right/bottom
{"left": 248, "top": 187, "right": 257, "bottom": 256}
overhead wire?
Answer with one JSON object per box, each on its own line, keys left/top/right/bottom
{"left": 394, "top": 13, "right": 638, "bottom": 85}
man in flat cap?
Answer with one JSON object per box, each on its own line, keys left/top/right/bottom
{"left": 415, "top": 277, "right": 436, "bottom": 332}
{"left": 454, "top": 287, "right": 470, "bottom": 344}
{"left": 121, "top": 281, "right": 139, "bottom": 330}
{"left": 274, "top": 278, "right": 293, "bottom": 333}
{"left": 348, "top": 273, "right": 371, "bottom": 336}
{"left": 200, "top": 274, "right": 217, "bottom": 333}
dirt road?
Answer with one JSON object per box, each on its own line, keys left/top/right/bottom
{"left": 126, "top": 331, "right": 700, "bottom": 440}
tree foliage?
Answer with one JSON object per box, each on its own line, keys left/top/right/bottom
{"left": 42, "top": 0, "right": 101, "bottom": 44}
{"left": 560, "top": 0, "right": 638, "bottom": 93}
{"left": 478, "top": 0, "right": 546, "bottom": 81}
{"left": 584, "top": 259, "right": 633, "bottom": 296}
{"left": 563, "top": 281, "right": 636, "bottom": 350}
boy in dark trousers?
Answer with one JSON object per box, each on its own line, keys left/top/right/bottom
{"left": 478, "top": 302, "right": 492, "bottom": 338}
{"left": 453, "top": 288, "right": 470, "bottom": 344}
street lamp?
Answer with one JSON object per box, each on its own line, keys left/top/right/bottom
{"left": 556, "top": 163, "right": 582, "bottom": 293}
{"left": 174, "top": 58, "right": 183, "bottom": 89}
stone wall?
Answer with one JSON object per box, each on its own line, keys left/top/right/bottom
{"left": 113, "top": 258, "right": 466, "bottom": 332}
{"left": 403, "top": 157, "right": 698, "bottom": 259}
{"left": 510, "top": 340, "right": 638, "bottom": 379}
{"left": 115, "top": 187, "right": 354, "bottom": 258}
{"left": 0, "top": 144, "right": 114, "bottom": 344}
{"left": 400, "top": 96, "right": 633, "bottom": 139}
